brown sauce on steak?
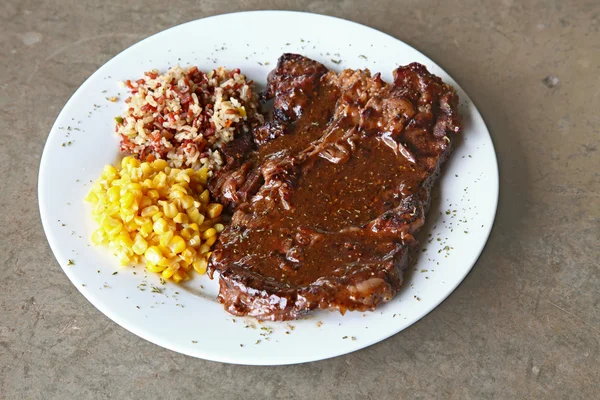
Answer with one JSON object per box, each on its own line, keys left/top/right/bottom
{"left": 207, "top": 54, "right": 461, "bottom": 320}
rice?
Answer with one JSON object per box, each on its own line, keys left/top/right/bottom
{"left": 116, "top": 66, "right": 262, "bottom": 173}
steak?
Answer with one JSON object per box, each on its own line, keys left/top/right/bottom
{"left": 207, "top": 54, "right": 461, "bottom": 321}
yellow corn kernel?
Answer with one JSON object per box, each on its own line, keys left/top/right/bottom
{"left": 162, "top": 202, "right": 178, "bottom": 219}
{"left": 180, "top": 247, "right": 196, "bottom": 266}
{"left": 197, "top": 168, "right": 208, "bottom": 185}
{"left": 146, "top": 189, "right": 160, "bottom": 200}
{"left": 188, "top": 235, "right": 201, "bottom": 247}
{"left": 107, "top": 186, "right": 120, "bottom": 202}
{"left": 173, "top": 212, "right": 188, "bottom": 224}
{"left": 91, "top": 229, "right": 105, "bottom": 245}
{"left": 206, "top": 203, "right": 223, "bottom": 219}
{"left": 193, "top": 258, "right": 208, "bottom": 274}
{"left": 152, "top": 159, "right": 168, "bottom": 171}
{"left": 144, "top": 246, "right": 163, "bottom": 265}
{"left": 118, "top": 230, "right": 134, "bottom": 247}
{"left": 158, "top": 186, "right": 169, "bottom": 197}
{"left": 178, "top": 253, "right": 191, "bottom": 268}
{"left": 125, "top": 217, "right": 138, "bottom": 230}
{"left": 102, "top": 217, "right": 123, "bottom": 237}
{"left": 155, "top": 255, "right": 173, "bottom": 267}
{"left": 151, "top": 211, "right": 164, "bottom": 222}
{"left": 140, "top": 205, "right": 159, "bottom": 218}
{"left": 180, "top": 228, "right": 193, "bottom": 240}
{"left": 188, "top": 223, "right": 200, "bottom": 231}
{"left": 102, "top": 164, "right": 118, "bottom": 179}
{"left": 180, "top": 261, "right": 192, "bottom": 271}
{"left": 199, "top": 243, "right": 211, "bottom": 255}
{"left": 180, "top": 195, "right": 194, "bottom": 209}
{"left": 130, "top": 188, "right": 144, "bottom": 203}
{"left": 153, "top": 218, "right": 168, "bottom": 234}
{"left": 202, "top": 228, "right": 217, "bottom": 239}
{"left": 91, "top": 199, "right": 106, "bottom": 212}
{"left": 107, "top": 240, "right": 119, "bottom": 252}
{"left": 205, "top": 235, "right": 217, "bottom": 247}
{"left": 170, "top": 182, "right": 187, "bottom": 193}
{"left": 95, "top": 199, "right": 108, "bottom": 210}
{"left": 175, "top": 173, "right": 190, "bottom": 183}
{"left": 187, "top": 207, "right": 204, "bottom": 225}
{"left": 146, "top": 263, "right": 167, "bottom": 273}
{"left": 161, "top": 267, "right": 176, "bottom": 279}
{"left": 214, "top": 223, "right": 225, "bottom": 233}
{"left": 106, "top": 204, "right": 121, "bottom": 217}
{"left": 139, "top": 196, "right": 153, "bottom": 209}
{"left": 139, "top": 220, "right": 153, "bottom": 236}
{"left": 122, "top": 212, "right": 135, "bottom": 224}
{"left": 120, "top": 156, "right": 131, "bottom": 169}
{"left": 172, "top": 269, "right": 188, "bottom": 283}
{"left": 159, "top": 231, "right": 174, "bottom": 247}
{"left": 132, "top": 235, "right": 148, "bottom": 255}
{"left": 91, "top": 181, "right": 104, "bottom": 194}
{"left": 199, "top": 189, "right": 210, "bottom": 204}
{"left": 133, "top": 170, "right": 145, "bottom": 183}
{"left": 130, "top": 157, "right": 141, "bottom": 168}
{"left": 116, "top": 250, "right": 131, "bottom": 266}
{"left": 160, "top": 254, "right": 174, "bottom": 266}
{"left": 85, "top": 191, "right": 99, "bottom": 204}
{"left": 120, "top": 192, "right": 135, "bottom": 209}
{"left": 168, "top": 235, "right": 186, "bottom": 254}
{"left": 146, "top": 232, "right": 156, "bottom": 243}
{"left": 125, "top": 182, "right": 143, "bottom": 192}
{"left": 169, "top": 189, "right": 185, "bottom": 200}
{"left": 140, "top": 162, "right": 152, "bottom": 176}
{"left": 153, "top": 171, "right": 168, "bottom": 189}
{"left": 133, "top": 216, "right": 146, "bottom": 226}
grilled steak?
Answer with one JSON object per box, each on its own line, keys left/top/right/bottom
{"left": 208, "top": 54, "right": 461, "bottom": 321}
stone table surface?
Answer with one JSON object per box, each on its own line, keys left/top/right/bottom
{"left": 1, "top": 0, "right": 598, "bottom": 398}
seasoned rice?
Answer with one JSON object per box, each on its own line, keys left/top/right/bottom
{"left": 116, "top": 66, "right": 262, "bottom": 173}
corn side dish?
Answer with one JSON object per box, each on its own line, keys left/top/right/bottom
{"left": 85, "top": 156, "right": 224, "bottom": 282}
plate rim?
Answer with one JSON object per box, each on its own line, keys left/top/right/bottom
{"left": 38, "top": 10, "right": 499, "bottom": 365}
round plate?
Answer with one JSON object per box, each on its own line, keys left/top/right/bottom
{"left": 39, "top": 11, "right": 498, "bottom": 365}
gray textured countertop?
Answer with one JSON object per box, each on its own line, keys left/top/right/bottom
{"left": 1, "top": 1, "right": 598, "bottom": 398}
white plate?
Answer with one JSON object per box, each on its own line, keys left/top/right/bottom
{"left": 39, "top": 11, "right": 498, "bottom": 365}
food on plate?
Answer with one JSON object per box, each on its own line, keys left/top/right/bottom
{"left": 84, "top": 65, "right": 261, "bottom": 281}
{"left": 116, "top": 66, "right": 263, "bottom": 172}
{"left": 85, "top": 156, "right": 224, "bottom": 282}
{"left": 207, "top": 54, "right": 461, "bottom": 320}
